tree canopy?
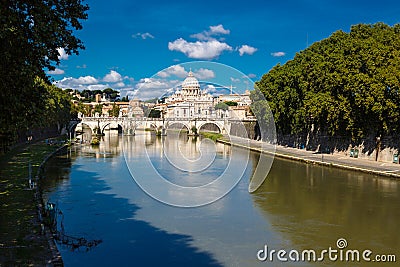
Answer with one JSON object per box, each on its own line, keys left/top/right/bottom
{"left": 215, "top": 102, "right": 229, "bottom": 111}
{"left": 0, "top": 0, "right": 88, "bottom": 141}
{"left": 256, "top": 23, "right": 400, "bottom": 140}
{"left": 108, "top": 103, "right": 120, "bottom": 117}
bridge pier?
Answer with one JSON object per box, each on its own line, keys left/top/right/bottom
{"left": 123, "top": 128, "right": 135, "bottom": 136}
{"left": 156, "top": 126, "right": 166, "bottom": 136}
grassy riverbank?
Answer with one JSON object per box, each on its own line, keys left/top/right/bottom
{"left": 0, "top": 138, "right": 65, "bottom": 265}
{"left": 199, "top": 132, "right": 223, "bottom": 141}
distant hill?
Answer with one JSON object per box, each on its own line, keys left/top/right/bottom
{"left": 256, "top": 22, "right": 400, "bottom": 140}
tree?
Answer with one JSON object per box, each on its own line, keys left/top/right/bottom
{"left": 0, "top": 0, "right": 89, "bottom": 140}
{"left": 71, "top": 102, "right": 91, "bottom": 117}
{"left": 94, "top": 104, "right": 103, "bottom": 115}
{"left": 215, "top": 102, "right": 229, "bottom": 111}
{"left": 120, "top": 96, "right": 129, "bottom": 102}
{"left": 224, "top": 101, "right": 238, "bottom": 106}
{"left": 102, "top": 88, "right": 120, "bottom": 100}
{"left": 108, "top": 103, "right": 120, "bottom": 117}
{"left": 256, "top": 23, "right": 400, "bottom": 139}
{"left": 148, "top": 109, "right": 161, "bottom": 118}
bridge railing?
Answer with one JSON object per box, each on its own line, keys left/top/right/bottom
{"left": 78, "top": 116, "right": 257, "bottom": 122}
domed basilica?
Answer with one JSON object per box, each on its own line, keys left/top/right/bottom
{"left": 164, "top": 71, "right": 216, "bottom": 118}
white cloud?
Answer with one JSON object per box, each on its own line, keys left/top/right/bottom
{"left": 47, "top": 68, "right": 65, "bottom": 75}
{"left": 157, "top": 72, "right": 169, "bottom": 78}
{"left": 53, "top": 69, "right": 137, "bottom": 96}
{"left": 132, "top": 78, "right": 181, "bottom": 100}
{"left": 157, "top": 66, "right": 214, "bottom": 80}
{"left": 87, "top": 84, "right": 109, "bottom": 91}
{"left": 194, "top": 68, "right": 215, "bottom": 79}
{"left": 76, "top": 64, "right": 87, "bottom": 69}
{"left": 57, "top": 48, "right": 69, "bottom": 60}
{"left": 136, "top": 78, "right": 173, "bottom": 90}
{"left": 157, "top": 65, "right": 188, "bottom": 78}
{"left": 209, "top": 24, "right": 230, "bottom": 35}
{"left": 54, "top": 75, "right": 98, "bottom": 90}
{"left": 53, "top": 68, "right": 137, "bottom": 94}
{"left": 271, "top": 51, "right": 286, "bottom": 57}
{"left": 77, "top": 76, "right": 98, "bottom": 84}
{"left": 190, "top": 24, "right": 230, "bottom": 41}
{"left": 132, "top": 32, "right": 155, "bottom": 39}
{"left": 247, "top": 73, "right": 257, "bottom": 79}
{"left": 103, "top": 70, "right": 122, "bottom": 83}
{"left": 190, "top": 32, "right": 212, "bottom": 41}
{"left": 124, "top": 76, "right": 135, "bottom": 82}
{"left": 238, "top": 45, "right": 258, "bottom": 56}
{"left": 230, "top": 77, "right": 240, "bottom": 83}
{"left": 203, "top": 84, "right": 216, "bottom": 94}
{"left": 114, "top": 82, "right": 125, "bottom": 88}
{"left": 168, "top": 38, "right": 232, "bottom": 59}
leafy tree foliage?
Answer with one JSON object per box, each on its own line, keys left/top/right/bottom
{"left": 79, "top": 88, "right": 120, "bottom": 102}
{"left": 0, "top": 0, "right": 88, "bottom": 140}
{"left": 215, "top": 102, "right": 229, "bottom": 111}
{"left": 148, "top": 109, "right": 161, "bottom": 118}
{"left": 22, "top": 77, "right": 72, "bottom": 131}
{"left": 256, "top": 23, "right": 400, "bottom": 139}
{"left": 120, "top": 96, "right": 129, "bottom": 102}
{"left": 108, "top": 103, "right": 120, "bottom": 117}
{"left": 224, "top": 101, "right": 238, "bottom": 106}
{"left": 103, "top": 88, "right": 120, "bottom": 100}
{"left": 71, "top": 101, "right": 91, "bottom": 117}
{"left": 93, "top": 104, "right": 103, "bottom": 115}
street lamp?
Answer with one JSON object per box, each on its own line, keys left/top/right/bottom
{"left": 375, "top": 136, "right": 381, "bottom": 161}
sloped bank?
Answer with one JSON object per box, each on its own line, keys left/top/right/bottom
{"left": 217, "top": 136, "right": 400, "bottom": 179}
{"left": 35, "top": 143, "right": 67, "bottom": 266}
{"left": 0, "top": 140, "right": 66, "bottom": 266}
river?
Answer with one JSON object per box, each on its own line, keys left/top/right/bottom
{"left": 42, "top": 131, "right": 400, "bottom": 266}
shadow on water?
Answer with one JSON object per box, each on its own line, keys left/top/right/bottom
{"left": 42, "top": 153, "right": 222, "bottom": 267}
{"left": 250, "top": 154, "right": 400, "bottom": 266}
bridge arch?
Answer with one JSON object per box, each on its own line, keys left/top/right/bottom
{"left": 100, "top": 121, "right": 120, "bottom": 133}
{"left": 76, "top": 122, "right": 95, "bottom": 133}
{"left": 166, "top": 121, "right": 190, "bottom": 132}
{"left": 77, "top": 117, "right": 230, "bottom": 136}
{"left": 197, "top": 121, "right": 225, "bottom": 134}
{"left": 68, "top": 119, "right": 81, "bottom": 134}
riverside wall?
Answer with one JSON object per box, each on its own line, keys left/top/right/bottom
{"left": 228, "top": 122, "right": 399, "bottom": 164}
{"left": 277, "top": 133, "right": 400, "bottom": 164}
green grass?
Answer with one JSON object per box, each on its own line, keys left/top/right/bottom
{"left": 0, "top": 139, "right": 64, "bottom": 265}
{"left": 199, "top": 132, "right": 223, "bottom": 141}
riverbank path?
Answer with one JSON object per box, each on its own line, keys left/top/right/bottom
{"left": 219, "top": 135, "right": 400, "bottom": 179}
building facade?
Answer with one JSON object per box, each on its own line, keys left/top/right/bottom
{"left": 164, "top": 71, "right": 216, "bottom": 118}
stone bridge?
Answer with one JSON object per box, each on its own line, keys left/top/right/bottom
{"left": 72, "top": 117, "right": 254, "bottom": 136}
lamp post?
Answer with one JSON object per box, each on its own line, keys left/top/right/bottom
{"left": 375, "top": 136, "right": 381, "bottom": 161}
{"left": 306, "top": 114, "right": 314, "bottom": 150}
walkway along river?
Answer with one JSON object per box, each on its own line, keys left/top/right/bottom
{"left": 41, "top": 131, "right": 400, "bottom": 266}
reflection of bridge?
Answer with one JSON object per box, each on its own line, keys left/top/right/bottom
{"left": 72, "top": 117, "right": 256, "bottom": 136}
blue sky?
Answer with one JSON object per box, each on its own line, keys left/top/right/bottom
{"left": 50, "top": 0, "right": 400, "bottom": 99}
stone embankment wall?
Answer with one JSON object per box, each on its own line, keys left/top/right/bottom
{"left": 229, "top": 121, "right": 257, "bottom": 139}
{"left": 277, "top": 134, "right": 400, "bottom": 164}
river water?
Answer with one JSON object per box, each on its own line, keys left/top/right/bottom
{"left": 42, "top": 131, "right": 399, "bottom": 266}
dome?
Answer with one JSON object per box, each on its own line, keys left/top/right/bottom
{"left": 182, "top": 71, "right": 200, "bottom": 90}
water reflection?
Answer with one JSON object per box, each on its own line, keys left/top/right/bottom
{"left": 42, "top": 130, "right": 400, "bottom": 266}
{"left": 252, "top": 157, "right": 400, "bottom": 266}
{"left": 122, "top": 131, "right": 246, "bottom": 207}
{"left": 43, "top": 134, "right": 223, "bottom": 267}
